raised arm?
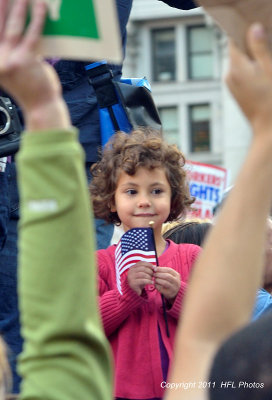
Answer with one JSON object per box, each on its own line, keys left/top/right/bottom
{"left": 0, "top": 1, "right": 112, "bottom": 399}
{"left": 0, "top": 0, "right": 70, "bottom": 131}
{"left": 167, "top": 24, "right": 272, "bottom": 400}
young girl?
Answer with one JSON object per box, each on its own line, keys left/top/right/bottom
{"left": 90, "top": 128, "right": 201, "bottom": 399}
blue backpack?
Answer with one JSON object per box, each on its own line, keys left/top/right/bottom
{"left": 85, "top": 61, "right": 161, "bottom": 147}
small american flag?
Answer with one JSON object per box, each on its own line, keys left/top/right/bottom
{"left": 115, "top": 227, "right": 157, "bottom": 295}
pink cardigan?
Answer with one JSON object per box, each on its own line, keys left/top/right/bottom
{"left": 98, "top": 240, "right": 201, "bottom": 399}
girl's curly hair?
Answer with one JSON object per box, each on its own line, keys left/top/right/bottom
{"left": 90, "top": 127, "right": 194, "bottom": 224}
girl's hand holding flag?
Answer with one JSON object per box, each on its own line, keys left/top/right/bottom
{"left": 154, "top": 267, "right": 181, "bottom": 304}
{"left": 127, "top": 261, "right": 154, "bottom": 296}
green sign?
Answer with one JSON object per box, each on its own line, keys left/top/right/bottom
{"left": 37, "top": 0, "right": 122, "bottom": 63}
{"left": 43, "top": 0, "right": 99, "bottom": 39}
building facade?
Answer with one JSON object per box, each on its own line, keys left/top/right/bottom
{"left": 123, "top": 0, "right": 252, "bottom": 184}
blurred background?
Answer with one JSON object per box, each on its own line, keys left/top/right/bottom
{"left": 123, "top": 0, "right": 252, "bottom": 186}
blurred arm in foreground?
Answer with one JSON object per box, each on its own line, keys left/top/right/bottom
{"left": 0, "top": 0, "right": 112, "bottom": 399}
{"left": 167, "top": 23, "right": 272, "bottom": 400}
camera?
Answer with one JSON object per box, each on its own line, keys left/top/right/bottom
{"left": 0, "top": 96, "right": 22, "bottom": 157}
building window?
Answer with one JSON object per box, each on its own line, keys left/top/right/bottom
{"left": 187, "top": 26, "right": 214, "bottom": 80}
{"left": 152, "top": 28, "right": 176, "bottom": 82}
{"left": 189, "top": 104, "right": 211, "bottom": 152}
{"left": 159, "top": 106, "right": 179, "bottom": 145}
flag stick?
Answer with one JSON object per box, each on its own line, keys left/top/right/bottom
{"left": 149, "top": 221, "right": 170, "bottom": 338}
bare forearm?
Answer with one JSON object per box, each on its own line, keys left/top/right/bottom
{"left": 167, "top": 135, "right": 272, "bottom": 400}
{"left": 167, "top": 25, "right": 272, "bottom": 399}
{"left": 24, "top": 98, "right": 71, "bottom": 132}
{"left": 183, "top": 137, "right": 272, "bottom": 339}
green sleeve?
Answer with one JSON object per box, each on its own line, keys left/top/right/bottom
{"left": 16, "top": 129, "right": 112, "bottom": 400}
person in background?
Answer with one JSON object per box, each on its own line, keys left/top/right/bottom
{"left": 53, "top": 0, "right": 134, "bottom": 249}
{"left": 0, "top": 0, "right": 133, "bottom": 392}
{"left": 0, "top": 157, "right": 8, "bottom": 250}
{"left": 163, "top": 220, "right": 212, "bottom": 247}
{"left": 53, "top": 0, "right": 199, "bottom": 249}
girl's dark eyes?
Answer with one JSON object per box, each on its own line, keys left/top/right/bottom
{"left": 125, "top": 188, "right": 163, "bottom": 195}
{"left": 152, "top": 188, "right": 163, "bottom": 195}
{"left": 126, "top": 189, "right": 137, "bottom": 195}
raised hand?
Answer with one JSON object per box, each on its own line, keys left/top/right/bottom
{"left": 0, "top": 0, "right": 70, "bottom": 130}
{"left": 226, "top": 23, "right": 272, "bottom": 134}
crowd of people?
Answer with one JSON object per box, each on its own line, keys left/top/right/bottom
{"left": 0, "top": 0, "right": 272, "bottom": 399}
{"left": 0, "top": 0, "right": 197, "bottom": 392}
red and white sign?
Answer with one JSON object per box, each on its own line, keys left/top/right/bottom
{"left": 186, "top": 160, "right": 229, "bottom": 220}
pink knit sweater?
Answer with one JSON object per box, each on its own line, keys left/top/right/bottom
{"left": 97, "top": 240, "right": 201, "bottom": 399}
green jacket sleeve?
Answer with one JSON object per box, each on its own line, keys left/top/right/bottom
{"left": 16, "top": 129, "right": 112, "bottom": 400}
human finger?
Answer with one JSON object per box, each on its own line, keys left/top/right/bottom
{"left": 130, "top": 267, "right": 154, "bottom": 279}
{"left": 229, "top": 37, "right": 248, "bottom": 61}
{"left": 139, "top": 278, "right": 153, "bottom": 286}
{"left": 226, "top": 39, "right": 250, "bottom": 88}
{"left": 155, "top": 278, "right": 172, "bottom": 289}
{"left": 0, "top": 0, "right": 9, "bottom": 39}
{"left": 133, "top": 271, "right": 153, "bottom": 281}
{"left": 228, "top": 38, "right": 248, "bottom": 69}
{"left": 4, "top": 0, "right": 29, "bottom": 45}
{"left": 23, "top": 0, "right": 47, "bottom": 50}
{"left": 247, "top": 23, "right": 272, "bottom": 77}
{"left": 155, "top": 267, "right": 179, "bottom": 277}
{"left": 155, "top": 283, "right": 164, "bottom": 293}
{"left": 132, "top": 262, "right": 155, "bottom": 274}
{"left": 154, "top": 272, "right": 173, "bottom": 281}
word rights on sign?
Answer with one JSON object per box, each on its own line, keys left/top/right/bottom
{"left": 186, "top": 160, "right": 228, "bottom": 219}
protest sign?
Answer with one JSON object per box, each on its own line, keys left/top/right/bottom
{"left": 186, "top": 161, "right": 229, "bottom": 219}
{"left": 31, "top": 0, "right": 122, "bottom": 62}
{"left": 195, "top": 0, "right": 272, "bottom": 56}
